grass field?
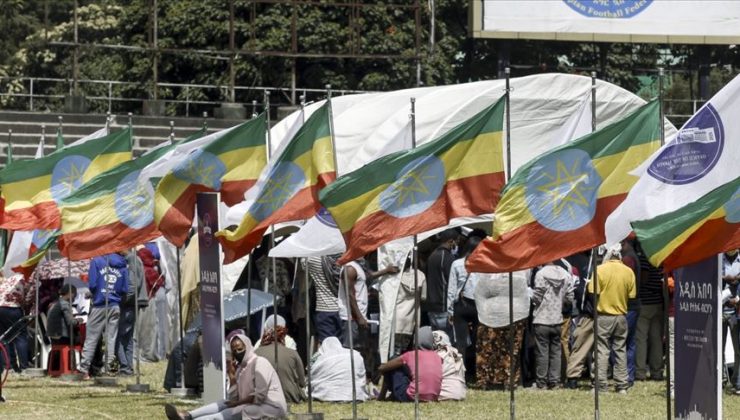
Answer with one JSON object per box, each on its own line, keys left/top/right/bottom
{"left": 2, "top": 361, "right": 739, "bottom": 419}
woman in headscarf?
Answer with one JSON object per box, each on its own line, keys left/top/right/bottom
{"left": 432, "top": 330, "right": 466, "bottom": 401}
{"left": 474, "top": 269, "right": 531, "bottom": 390}
{"left": 377, "top": 326, "right": 442, "bottom": 402}
{"left": 310, "top": 336, "right": 368, "bottom": 402}
{"left": 164, "top": 333, "right": 287, "bottom": 420}
{"left": 254, "top": 321, "right": 306, "bottom": 403}
{"left": 254, "top": 314, "right": 297, "bottom": 351}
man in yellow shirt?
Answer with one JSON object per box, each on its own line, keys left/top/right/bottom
{"left": 587, "top": 244, "right": 636, "bottom": 393}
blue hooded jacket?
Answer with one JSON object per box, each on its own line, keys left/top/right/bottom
{"left": 88, "top": 253, "right": 129, "bottom": 307}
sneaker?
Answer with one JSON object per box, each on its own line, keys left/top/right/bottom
{"left": 617, "top": 389, "right": 627, "bottom": 395}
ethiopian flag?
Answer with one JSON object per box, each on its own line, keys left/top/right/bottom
{"left": 467, "top": 100, "right": 661, "bottom": 273}
{"left": 58, "top": 129, "right": 205, "bottom": 260}
{"left": 320, "top": 97, "right": 506, "bottom": 264}
{"left": 12, "top": 231, "right": 59, "bottom": 279}
{"left": 632, "top": 176, "right": 740, "bottom": 270}
{"left": 217, "top": 103, "right": 335, "bottom": 263}
{"left": 0, "top": 128, "right": 132, "bottom": 231}
{"left": 155, "top": 115, "right": 267, "bottom": 247}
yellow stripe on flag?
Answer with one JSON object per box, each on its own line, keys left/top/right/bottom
{"left": 3, "top": 175, "right": 53, "bottom": 211}
{"left": 445, "top": 132, "right": 504, "bottom": 181}
{"left": 83, "top": 152, "right": 132, "bottom": 183}
{"left": 154, "top": 178, "right": 192, "bottom": 224}
{"left": 492, "top": 185, "right": 535, "bottom": 238}
{"left": 61, "top": 192, "right": 121, "bottom": 232}
{"left": 219, "top": 146, "right": 267, "bottom": 182}
{"left": 592, "top": 141, "right": 659, "bottom": 197}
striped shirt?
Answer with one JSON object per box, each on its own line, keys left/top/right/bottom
{"left": 637, "top": 251, "right": 664, "bottom": 306}
{"left": 307, "top": 257, "right": 338, "bottom": 312}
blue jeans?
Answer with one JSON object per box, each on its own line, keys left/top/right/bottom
{"left": 314, "top": 311, "right": 342, "bottom": 343}
{"left": 116, "top": 305, "right": 135, "bottom": 374}
{"left": 0, "top": 307, "right": 29, "bottom": 371}
{"left": 626, "top": 310, "right": 639, "bottom": 383}
{"left": 384, "top": 367, "right": 411, "bottom": 402}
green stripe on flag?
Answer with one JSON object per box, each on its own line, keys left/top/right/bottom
{"left": 203, "top": 114, "right": 266, "bottom": 155}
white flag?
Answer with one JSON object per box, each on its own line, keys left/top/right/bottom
{"left": 606, "top": 73, "right": 740, "bottom": 245}
{"left": 69, "top": 126, "right": 109, "bottom": 147}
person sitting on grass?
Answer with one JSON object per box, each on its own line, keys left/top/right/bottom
{"left": 432, "top": 330, "right": 466, "bottom": 401}
{"left": 165, "top": 333, "right": 287, "bottom": 420}
{"left": 377, "top": 326, "right": 442, "bottom": 402}
{"left": 310, "top": 336, "right": 368, "bottom": 402}
{"left": 255, "top": 322, "right": 307, "bottom": 403}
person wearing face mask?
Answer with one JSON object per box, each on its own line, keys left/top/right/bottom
{"left": 422, "top": 228, "right": 461, "bottom": 337}
{"left": 165, "top": 334, "right": 287, "bottom": 420}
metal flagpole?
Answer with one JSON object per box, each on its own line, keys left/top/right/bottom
{"left": 343, "top": 267, "right": 358, "bottom": 420}
{"left": 170, "top": 246, "right": 193, "bottom": 396}
{"left": 590, "top": 72, "right": 601, "bottom": 420}
{"left": 504, "top": 67, "right": 515, "bottom": 420}
{"left": 410, "top": 97, "right": 421, "bottom": 420}
{"left": 127, "top": 249, "right": 150, "bottom": 392}
{"left": 658, "top": 67, "right": 672, "bottom": 420}
{"left": 264, "top": 90, "right": 280, "bottom": 374}
{"left": 31, "top": 124, "right": 47, "bottom": 374}
{"left": 57, "top": 116, "right": 64, "bottom": 150}
{"left": 304, "top": 258, "right": 314, "bottom": 413}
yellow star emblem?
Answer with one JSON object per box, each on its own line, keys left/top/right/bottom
{"left": 256, "top": 171, "right": 300, "bottom": 212}
{"left": 393, "top": 165, "right": 437, "bottom": 207}
{"left": 535, "top": 158, "right": 596, "bottom": 220}
{"left": 59, "top": 163, "right": 85, "bottom": 195}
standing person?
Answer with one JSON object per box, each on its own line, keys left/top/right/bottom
{"left": 165, "top": 334, "right": 287, "bottom": 420}
{"left": 634, "top": 241, "right": 665, "bottom": 381}
{"left": 116, "top": 250, "right": 147, "bottom": 376}
{"left": 564, "top": 255, "right": 595, "bottom": 389}
{"left": 446, "top": 236, "right": 482, "bottom": 383}
{"left": 338, "top": 258, "right": 397, "bottom": 351}
{"left": 46, "top": 284, "right": 80, "bottom": 345}
{"left": 620, "top": 239, "right": 641, "bottom": 387}
{"left": 531, "top": 261, "right": 574, "bottom": 390}
{"left": 423, "top": 228, "right": 460, "bottom": 335}
{"left": 306, "top": 255, "right": 341, "bottom": 343}
{"left": 723, "top": 249, "right": 740, "bottom": 389}
{"left": 141, "top": 242, "right": 168, "bottom": 361}
{"left": 0, "top": 273, "right": 35, "bottom": 372}
{"left": 393, "top": 255, "right": 426, "bottom": 356}
{"left": 474, "top": 269, "right": 531, "bottom": 390}
{"left": 79, "top": 252, "right": 129, "bottom": 379}
{"left": 589, "top": 245, "right": 636, "bottom": 393}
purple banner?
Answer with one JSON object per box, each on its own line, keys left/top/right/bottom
{"left": 197, "top": 192, "right": 225, "bottom": 402}
{"left": 674, "top": 255, "right": 721, "bottom": 420}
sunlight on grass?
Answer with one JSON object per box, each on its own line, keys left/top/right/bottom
{"left": 2, "top": 361, "right": 740, "bottom": 419}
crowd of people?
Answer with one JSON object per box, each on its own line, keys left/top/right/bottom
{"left": 2, "top": 226, "right": 739, "bottom": 418}
{"left": 0, "top": 244, "right": 165, "bottom": 378}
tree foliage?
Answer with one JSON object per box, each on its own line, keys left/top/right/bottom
{"left": 1, "top": 0, "right": 738, "bottom": 116}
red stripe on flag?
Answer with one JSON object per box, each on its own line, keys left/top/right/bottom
{"left": 1, "top": 201, "right": 60, "bottom": 230}
{"left": 221, "top": 179, "right": 258, "bottom": 207}
{"left": 59, "top": 222, "right": 161, "bottom": 261}
{"left": 466, "top": 193, "right": 626, "bottom": 273}
{"left": 663, "top": 218, "right": 740, "bottom": 271}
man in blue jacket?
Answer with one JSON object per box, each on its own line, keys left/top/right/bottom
{"left": 79, "top": 252, "right": 129, "bottom": 379}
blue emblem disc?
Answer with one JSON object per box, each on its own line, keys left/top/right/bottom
{"left": 249, "top": 162, "right": 306, "bottom": 222}
{"left": 115, "top": 170, "right": 154, "bottom": 229}
{"left": 172, "top": 150, "right": 227, "bottom": 190}
{"left": 379, "top": 156, "right": 446, "bottom": 219}
{"left": 51, "top": 155, "right": 92, "bottom": 202}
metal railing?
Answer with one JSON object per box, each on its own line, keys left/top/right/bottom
{"left": 0, "top": 76, "right": 369, "bottom": 117}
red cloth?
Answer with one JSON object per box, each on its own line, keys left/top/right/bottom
{"left": 137, "top": 248, "right": 163, "bottom": 297}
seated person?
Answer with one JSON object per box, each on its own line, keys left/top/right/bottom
{"left": 254, "top": 315, "right": 297, "bottom": 351}
{"left": 377, "top": 326, "right": 442, "bottom": 402}
{"left": 432, "top": 330, "right": 467, "bottom": 401}
{"left": 165, "top": 333, "right": 287, "bottom": 420}
{"left": 255, "top": 322, "right": 306, "bottom": 403}
{"left": 46, "top": 284, "right": 81, "bottom": 345}
{"left": 310, "top": 336, "right": 368, "bottom": 402}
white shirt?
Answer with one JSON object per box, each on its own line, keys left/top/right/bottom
{"left": 338, "top": 261, "right": 368, "bottom": 321}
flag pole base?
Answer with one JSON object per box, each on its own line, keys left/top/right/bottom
{"left": 59, "top": 373, "right": 82, "bottom": 382}
{"left": 94, "top": 377, "right": 118, "bottom": 387}
{"left": 24, "top": 368, "right": 46, "bottom": 378}
{"left": 295, "top": 414, "right": 324, "bottom": 420}
{"left": 169, "top": 387, "right": 196, "bottom": 398}
{"left": 126, "top": 383, "right": 150, "bottom": 393}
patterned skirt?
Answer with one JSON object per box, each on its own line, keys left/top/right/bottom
{"left": 476, "top": 319, "right": 526, "bottom": 389}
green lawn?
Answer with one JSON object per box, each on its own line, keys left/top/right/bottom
{"left": 2, "top": 361, "right": 738, "bottom": 419}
